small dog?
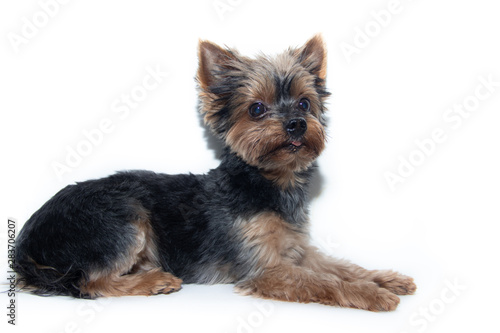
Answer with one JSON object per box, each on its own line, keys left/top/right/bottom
{"left": 15, "top": 35, "right": 415, "bottom": 311}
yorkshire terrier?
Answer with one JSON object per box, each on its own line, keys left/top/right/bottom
{"left": 15, "top": 35, "right": 415, "bottom": 311}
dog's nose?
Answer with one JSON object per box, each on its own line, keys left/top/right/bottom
{"left": 286, "top": 118, "right": 307, "bottom": 138}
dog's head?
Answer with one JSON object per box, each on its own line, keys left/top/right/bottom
{"left": 197, "top": 35, "right": 330, "bottom": 187}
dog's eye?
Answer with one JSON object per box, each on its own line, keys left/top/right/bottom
{"left": 298, "top": 98, "right": 310, "bottom": 112}
{"left": 249, "top": 102, "right": 267, "bottom": 118}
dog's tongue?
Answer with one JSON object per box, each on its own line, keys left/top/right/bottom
{"left": 291, "top": 141, "right": 303, "bottom": 147}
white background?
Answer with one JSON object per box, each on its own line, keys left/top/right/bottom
{"left": 1, "top": 0, "right": 499, "bottom": 332}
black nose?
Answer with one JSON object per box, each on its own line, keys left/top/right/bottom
{"left": 286, "top": 118, "right": 307, "bottom": 138}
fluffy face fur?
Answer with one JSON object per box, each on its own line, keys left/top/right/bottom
{"left": 14, "top": 35, "right": 416, "bottom": 311}
{"left": 197, "top": 36, "right": 330, "bottom": 187}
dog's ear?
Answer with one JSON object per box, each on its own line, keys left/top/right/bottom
{"left": 295, "top": 34, "right": 327, "bottom": 81}
{"left": 197, "top": 40, "right": 242, "bottom": 138}
{"left": 197, "top": 40, "right": 239, "bottom": 90}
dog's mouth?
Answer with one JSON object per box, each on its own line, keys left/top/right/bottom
{"left": 257, "top": 139, "right": 310, "bottom": 164}
{"left": 288, "top": 140, "right": 304, "bottom": 152}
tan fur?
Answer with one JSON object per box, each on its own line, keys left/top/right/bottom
{"left": 302, "top": 247, "right": 416, "bottom": 295}
{"left": 292, "top": 34, "right": 328, "bottom": 81}
{"left": 224, "top": 78, "right": 326, "bottom": 189}
{"left": 227, "top": 116, "right": 325, "bottom": 188}
{"left": 197, "top": 36, "right": 329, "bottom": 189}
{"left": 79, "top": 204, "right": 182, "bottom": 298}
{"left": 235, "top": 212, "right": 415, "bottom": 311}
{"left": 80, "top": 268, "right": 182, "bottom": 298}
{"left": 237, "top": 212, "right": 307, "bottom": 272}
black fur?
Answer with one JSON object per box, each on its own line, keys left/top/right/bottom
{"left": 14, "top": 150, "right": 314, "bottom": 297}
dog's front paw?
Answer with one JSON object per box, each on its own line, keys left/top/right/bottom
{"left": 374, "top": 271, "right": 417, "bottom": 295}
{"left": 367, "top": 288, "right": 401, "bottom": 312}
{"left": 341, "top": 281, "right": 401, "bottom": 311}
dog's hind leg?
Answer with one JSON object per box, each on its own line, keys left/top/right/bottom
{"left": 80, "top": 267, "right": 182, "bottom": 298}
{"left": 79, "top": 203, "right": 182, "bottom": 298}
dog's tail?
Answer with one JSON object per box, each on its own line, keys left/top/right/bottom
{"left": 14, "top": 253, "right": 86, "bottom": 298}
